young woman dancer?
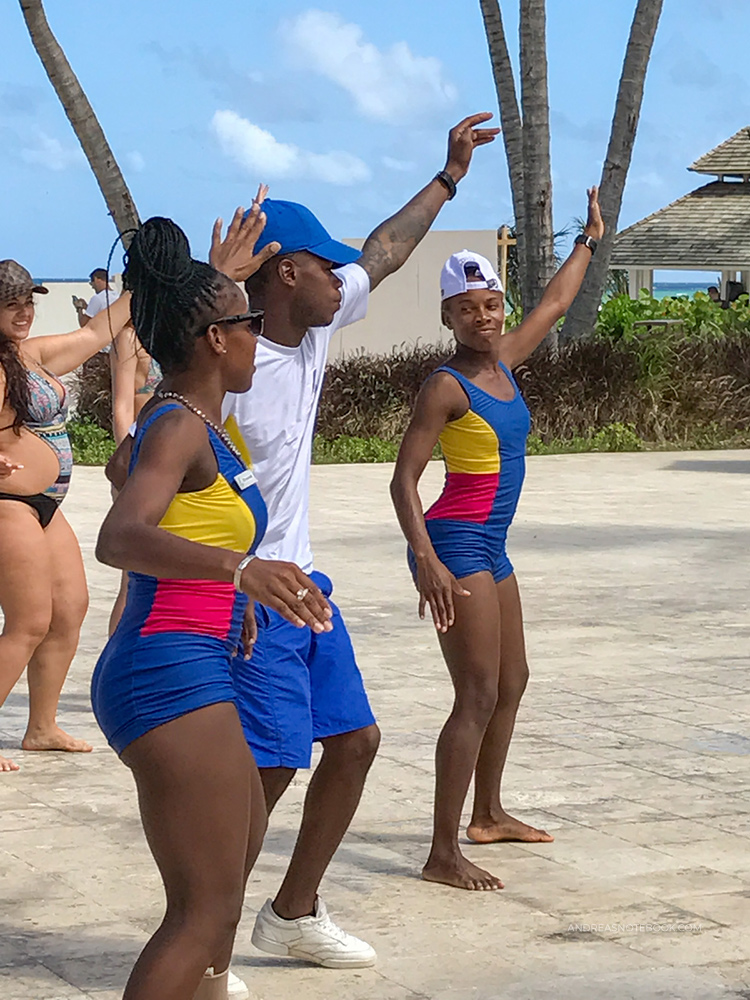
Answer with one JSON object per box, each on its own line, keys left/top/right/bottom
{"left": 390, "top": 188, "right": 604, "bottom": 891}
{"left": 0, "top": 259, "right": 131, "bottom": 772}
{"left": 92, "top": 216, "right": 331, "bottom": 1000}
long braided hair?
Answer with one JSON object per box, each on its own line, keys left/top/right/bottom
{"left": 122, "top": 217, "right": 228, "bottom": 373}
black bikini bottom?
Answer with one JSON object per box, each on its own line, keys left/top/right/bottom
{"left": 0, "top": 491, "right": 60, "bottom": 528}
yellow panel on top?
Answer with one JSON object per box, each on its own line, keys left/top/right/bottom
{"left": 439, "top": 410, "right": 500, "bottom": 474}
{"left": 159, "top": 474, "right": 257, "bottom": 553}
{"left": 224, "top": 415, "right": 253, "bottom": 468}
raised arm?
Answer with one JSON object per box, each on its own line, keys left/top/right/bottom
{"left": 359, "top": 114, "right": 500, "bottom": 291}
{"left": 28, "top": 292, "right": 133, "bottom": 375}
{"left": 498, "top": 188, "right": 604, "bottom": 370}
{"left": 390, "top": 373, "right": 471, "bottom": 632}
{"left": 110, "top": 325, "right": 139, "bottom": 445}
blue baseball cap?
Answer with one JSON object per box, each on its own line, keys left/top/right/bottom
{"left": 247, "top": 198, "right": 361, "bottom": 266}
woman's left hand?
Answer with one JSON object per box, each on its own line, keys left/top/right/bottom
{"left": 210, "top": 184, "right": 281, "bottom": 283}
{"left": 0, "top": 454, "right": 23, "bottom": 479}
{"left": 584, "top": 186, "right": 605, "bottom": 240}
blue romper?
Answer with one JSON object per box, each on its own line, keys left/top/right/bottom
{"left": 409, "top": 361, "right": 531, "bottom": 583}
{"left": 91, "top": 403, "right": 268, "bottom": 755}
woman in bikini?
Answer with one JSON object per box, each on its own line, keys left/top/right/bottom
{"left": 0, "top": 259, "right": 131, "bottom": 772}
{"left": 391, "top": 189, "right": 604, "bottom": 890}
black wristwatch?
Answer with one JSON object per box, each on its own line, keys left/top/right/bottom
{"left": 435, "top": 169, "right": 458, "bottom": 200}
{"left": 574, "top": 234, "right": 598, "bottom": 255}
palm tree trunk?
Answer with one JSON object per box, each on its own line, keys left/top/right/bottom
{"left": 519, "top": 0, "right": 556, "bottom": 344}
{"left": 19, "top": 0, "right": 140, "bottom": 238}
{"left": 561, "top": 0, "right": 664, "bottom": 340}
{"left": 479, "top": 0, "right": 527, "bottom": 300}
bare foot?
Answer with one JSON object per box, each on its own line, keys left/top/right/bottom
{"left": 22, "top": 727, "right": 93, "bottom": 754}
{"left": 422, "top": 854, "right": 504, "bottom": 891}
{"left": 467, "top": 812, "right": 554, "bottom": 844}
{"left": 0, "top": 753, "right": 20, "bottom": 772}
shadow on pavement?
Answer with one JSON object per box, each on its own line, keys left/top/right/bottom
{"left": 667, "top": 459, "right": 750, "bottom": 475}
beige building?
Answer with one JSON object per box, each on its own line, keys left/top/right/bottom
{"left": 334, "top": 228, "right": 498, "bottom": 357}
{"left": 29, "top": 228, "right": 498, "bottom": 355}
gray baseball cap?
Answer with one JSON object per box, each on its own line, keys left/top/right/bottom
{"left": 0, "top": 260, "right": 49, "bottom": 304}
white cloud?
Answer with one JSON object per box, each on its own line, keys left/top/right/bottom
{"left": 283, "top": 10, "right": 457, "bottom": 124}
{"left": 126, "top": 150, "right": 146, "bottom": 173}
{"left": 211, "top": 110, "right": 371, "bottom": 185}
{"left": 382, "top": 156, "right": 417, "bottom": 172}
{"left": 21, "top": 130, "right": 83, "bottom": 171}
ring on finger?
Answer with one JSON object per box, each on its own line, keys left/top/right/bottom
{"left": 295, "top": 587, "right": 309, "bottom": 602}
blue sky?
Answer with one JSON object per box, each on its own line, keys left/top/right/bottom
{"left": 2, "top": 0, "right": 748, "bottom": 280}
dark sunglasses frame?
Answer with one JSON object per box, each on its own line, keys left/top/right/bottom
{"left": 201, "top": 309, "right": 264, "bottom": 338}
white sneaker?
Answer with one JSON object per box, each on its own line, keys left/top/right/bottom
{"left": 227, "top": 970, "right": 249, "bottom": 999}
{"left": 251, "top": 897, "right": 377, "bottom": 969}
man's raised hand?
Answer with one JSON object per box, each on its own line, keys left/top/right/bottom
{"left": 444, "top": 112, "right": 500, "bottom": 183}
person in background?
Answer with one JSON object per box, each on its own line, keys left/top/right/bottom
{"left": 0, "top": 258, "right": 131, "bottom": 772}
{"left": 707, "top": 286, "right": 722, "bottom": 305}
{"left": 106, "top": 325, "right": 163, "bottom": 635}
{"left": 390, "top": 188, "right": 604, "bottom": 891}
{"left": 74, "top": 267, "right": 120, "bottom": 326}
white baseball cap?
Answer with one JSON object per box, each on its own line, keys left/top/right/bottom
{"left": 440, "top": 249, "right": 503, "bottom": 301}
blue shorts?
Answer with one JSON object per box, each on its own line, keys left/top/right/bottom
{"left": 231, "top": 572, "right": 376, "bottom": 769}
{"left": 408, "top": 519, "right": 514, "bottom": 585}
{"left": 91, "top": 631, "right": 238, "bottom": 756}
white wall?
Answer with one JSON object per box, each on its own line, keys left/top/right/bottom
{"left": 332, "top": 229, "right": 497, "bottom": 358}
{"left": 29, "top": 276, "right": 123, "bottom": 337}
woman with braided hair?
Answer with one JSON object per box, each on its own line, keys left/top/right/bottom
{"left": 93, "top": 214, "right": 329, "bottom": 1000}
{"left": 0, "top": 260, "right": 132, "bottom": 772}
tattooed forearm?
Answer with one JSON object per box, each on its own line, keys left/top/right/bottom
{"left": 359, "top": 179, "right": 449, "bottom": 290}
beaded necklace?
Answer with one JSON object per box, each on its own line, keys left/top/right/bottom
{"left": 156, "top": 390, "right": 244, "bottom": 464}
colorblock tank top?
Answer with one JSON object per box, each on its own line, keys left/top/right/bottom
{"left": 124, "top": 402, "right": 267, "bottom": 643}
{"left": 425, "top": 361, "right": 531, "bottom": 528}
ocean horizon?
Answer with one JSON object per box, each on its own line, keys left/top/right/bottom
{"left": 652, "top": 281, "right": 718, "bottom": 300}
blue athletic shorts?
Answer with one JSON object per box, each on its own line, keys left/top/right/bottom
{"left": 231, "top": 571, "right": 376, "bottom": 769}
{"left": 408, "top": 519, "right": 514, "bottom": 585}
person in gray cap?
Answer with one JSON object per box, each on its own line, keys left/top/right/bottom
{"left": 0, "top": 259, "right": 131, "bottom": 772}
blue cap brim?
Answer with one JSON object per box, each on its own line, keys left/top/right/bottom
{"left": 308, "top": 238, "right": 362, "bottom": 266}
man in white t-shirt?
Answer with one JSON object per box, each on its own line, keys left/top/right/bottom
{"left": 75, "top": 268, "right": 119, "bottom": 326}
{"left": 214, "top": 113, "right": 499, "bottom": 970}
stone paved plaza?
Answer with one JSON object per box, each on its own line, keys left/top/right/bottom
{"left": 2, "top": 452, "right": 750, "bottom": 1000}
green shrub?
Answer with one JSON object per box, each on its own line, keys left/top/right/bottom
{"left": 312, "top": 435, "right": 400, "bottom": 464}
{"left": 68, "top": 418, "right": 116, "bottom": 465}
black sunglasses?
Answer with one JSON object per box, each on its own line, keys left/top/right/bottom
{"left": 201, "top": 309, "right": 264, "bottom": 338}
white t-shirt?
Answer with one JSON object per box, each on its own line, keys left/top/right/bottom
{"left": 85, "top": 287, "right": 120, "bottom": 318}
{"left": 223, "top": 262, "right": 369, "bottom": 572}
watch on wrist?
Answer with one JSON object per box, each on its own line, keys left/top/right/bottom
{"left": 574, "top": 234, "right": 598, "bottom": 255}
{"left": 435, "top": 169, "right": 458, "bottom": 200}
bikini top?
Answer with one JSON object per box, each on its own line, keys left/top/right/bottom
{"left": 129, "top": 402, "right": 267, "bottom": 556}
{"left": 135, "top": 356, "right": 162, "bottom": 396}
{"left": 25, "top": 368, "right": 69, "bottom": 430}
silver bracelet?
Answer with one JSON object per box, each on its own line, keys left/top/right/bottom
{"left": 233, "top": 554, "right": 256, "bottom": 592}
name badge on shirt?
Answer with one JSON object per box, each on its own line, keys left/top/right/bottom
{"left": 234, "top": 468, "right": 256, "bottom": 491}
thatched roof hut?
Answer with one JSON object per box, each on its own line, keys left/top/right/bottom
{"left": 611, "top": 127, "right": 750, "bottom": 297}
